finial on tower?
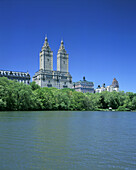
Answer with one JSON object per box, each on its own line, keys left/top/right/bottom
{"left": 61, "top": 38, "right": 64, "bottom": 45}
{"left": 45, "top": 34, "right": 48, "bottom": 41}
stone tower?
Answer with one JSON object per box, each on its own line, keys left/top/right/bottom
{"left": 40, "top": 36, "right": 53, "bottom": 71}
{"left": 57, "top": 40, "right": 68, "bottom": 73}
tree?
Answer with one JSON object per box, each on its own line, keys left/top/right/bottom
{"left": 0, "top": 77, "right": 136, "bottom": 111}
{"left": 30, "top": 81, "right": 40, "bottom": 91}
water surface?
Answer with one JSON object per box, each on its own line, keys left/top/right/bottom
{"left": 0, "top": 111, "right": 136, "bottom": 169}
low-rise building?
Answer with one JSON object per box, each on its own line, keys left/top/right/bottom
{"left": 95, "top": 78, "right": 119, "bottom": 93}
{"left": 73, "top": 77, "right": 94, "bottom": 93}
{"left": 0, "top": 70, "right": 30, "bottom": 84}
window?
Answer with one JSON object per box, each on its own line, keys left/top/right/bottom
{"left": 47, "top": 84, "right": 52, "bottom": 87}
{"left": 63, "top": 85, "right": 67, "bottom": 88}
{"left": 63, "top": 82, "right": 67, "bottom": 88}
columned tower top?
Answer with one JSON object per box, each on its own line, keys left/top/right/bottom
{"left": 40, "top": 36, "right": 53, "bottom": 71}
{"left": 57, "top": 40, "right": 67, "bottom": 54}
{"left": 42, "top": 36, "right": 51, "bottom": 50}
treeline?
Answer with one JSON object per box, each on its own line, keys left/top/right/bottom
{"left": 0, "top": 77, "right": 136, "bottom": 111}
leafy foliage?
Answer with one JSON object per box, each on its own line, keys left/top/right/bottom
{"left": 0, "top": 77, "right": 136, "bottom": 111}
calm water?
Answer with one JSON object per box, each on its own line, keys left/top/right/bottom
{"left": 0, "top": 111, "right": 136, "bottom": 170}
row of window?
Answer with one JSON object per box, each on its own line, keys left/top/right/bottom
{"left": 40, "top": 76, "right": 70, "bottom": 81}
{"left": 41, "top": 59, "right": 66, "bottom": 64}
{"left": 47, "top": 84, "right": 68, "bottom": 88}
{"left": 0, "top": 75, "right": 30, "bottom": 80}
{"left": 48, "top": 80, "right": 67, "bottom": 84}
{"left": 0, "top": 71, "right": 30, "bottom": 77}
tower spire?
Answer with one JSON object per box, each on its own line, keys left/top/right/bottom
{"left": 44, "top": 35, "right": 49, "bottom": 47}
{"left": 61, "top": 37, "right": 63, "bottom": 43}
{"left": 59, "top": 39, "right": 65, "bottom": 50}
{"left": 45, "top": 34, "right": 48, "bottom": 41}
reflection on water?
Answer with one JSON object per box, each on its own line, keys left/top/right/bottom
{"left": 0, "top": 111, "right": 136, "bottom": 169}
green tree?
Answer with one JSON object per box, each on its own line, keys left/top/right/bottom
{"left": 30, "top": 81, "right": 40, "bottom": 91}
{"left": 0, "top": 77, "right": 136, "bottom": 111}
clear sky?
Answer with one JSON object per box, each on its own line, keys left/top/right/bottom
{"left": 0, "top": 0, "right": 136, "bottom": 92}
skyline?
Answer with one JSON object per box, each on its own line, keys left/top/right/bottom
{"left": 0, "top": 0, "right": 136, "bottom": 92}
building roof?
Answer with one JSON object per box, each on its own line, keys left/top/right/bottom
{"left": 0, "top": 70, "right": 29, "bottom": 74}
{"left": 73, "top": 80, "right": 94, "bottom": 85}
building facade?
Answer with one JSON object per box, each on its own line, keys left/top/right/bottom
{"left": 73, "top": 77, "right": 94, "bottom": 93}
{"left": 95, "top": 78, "right": 119, "bottom": 93}
{"left": 33, "top": 36, "right": 72, "bottom": 88}
{"left": 0, "top": 70, "right": 30, "bottom": 84}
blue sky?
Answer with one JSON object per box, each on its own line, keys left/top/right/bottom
{"left": 0, "top": 0, "right": 136, "bottom": 92}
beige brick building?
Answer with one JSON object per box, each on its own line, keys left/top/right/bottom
{"left": 33, "top": 36, "right": 72, "bottom": 88}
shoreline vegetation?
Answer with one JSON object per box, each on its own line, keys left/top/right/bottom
{"left": 0, "top": 77, "right": 136, "bottom": 112}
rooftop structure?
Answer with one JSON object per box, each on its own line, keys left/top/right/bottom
{"left": 112, "top": 78, "right": 119, "bottom": 88}
{"left": 73, "top": 77, "right": 94, "bottom": 93}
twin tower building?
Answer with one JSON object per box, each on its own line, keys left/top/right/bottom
{"left": 33, "top": 36, "right": 72, "bottom": 88}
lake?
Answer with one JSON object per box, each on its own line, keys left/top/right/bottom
{"left": 0, "top": 111, "right": 136, "bottom": 169}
